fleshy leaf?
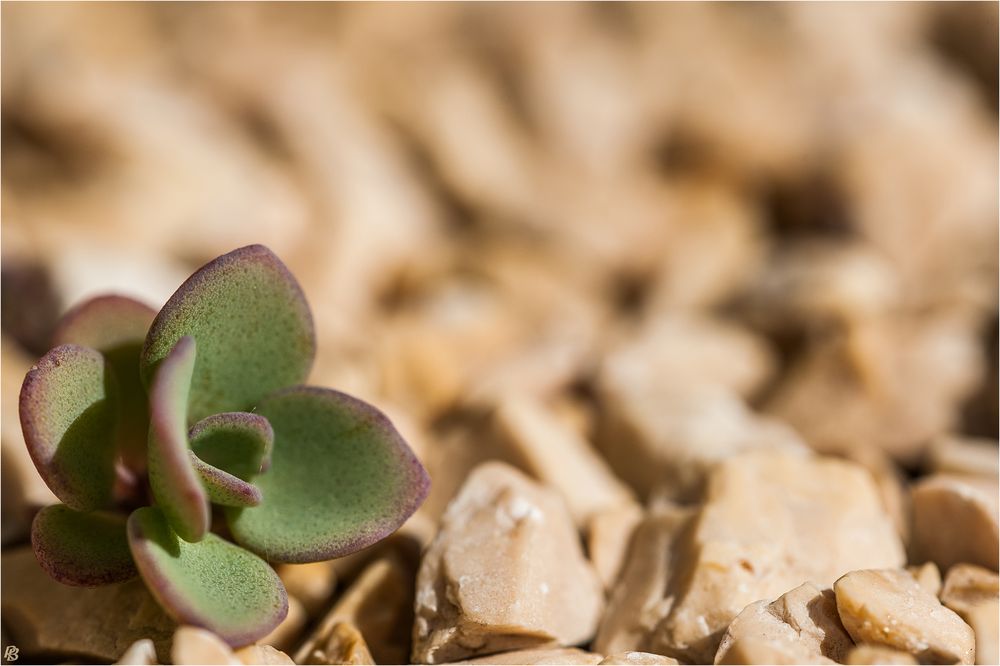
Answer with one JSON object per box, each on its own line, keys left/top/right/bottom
{"left": 147, "top": 336, "right": 209, "bottom": 542}
{"left": 190, "top": 452, "right": 262, "bottom": 507}
{"left": 31, "top": 504, "right": 136, "bottom": 586}
{"left": 19, "top": 344, "right": 118, "bottom": 510}
{"left": 227, "top": 387, "right": 430, "bottom": 563}
{"left": 53, "top": 294, "right": 157, "bottom": 470}
{"left": 189, "top": 412, "right": 273, "bottom": 480}
{"left": 127, "top": 506, "right": 288, "bottom": 647}
{"left": 140, "top": 245, "right": 315, "bottom": 423}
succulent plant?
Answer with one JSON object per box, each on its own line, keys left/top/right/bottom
{"left": 19, "top": 245, "right": 430, "bottom": 645}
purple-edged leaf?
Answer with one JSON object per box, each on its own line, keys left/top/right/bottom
{"left": 31, "top": 504, "right": 136, "bottom": 586}
{"left": 19, "top": 344, "right": 118, "bottom": 511}
{"left": 140, "top": 245, "right": 315, "bottom": 423}
{"left": 53, "top": 294, "right": 157, "bottom": 471}
{"left": 148, "top": 336, "right": 209, "bottom": 543}
{"left": 128, "top": 506, "right": 288, "bottom": 647}
{"left": 190, "top": 452, "right": 262, "bottom": 508}
{"left": 189, "top": 412, "right": 273, "bottom": 480}
{"left": 227, "top": 387, "right": 430, "bottom": 564}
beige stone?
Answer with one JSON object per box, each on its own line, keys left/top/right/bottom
{"left": 493, "top": 395, "right": 635, "bottom": 526}
{"left": 597, "top": 382, "right": 805, "bottom": 501}
{"left": 234, "top": 644, "right": 295, "bottom": 665}
{"left": 296, "top": 622, "right": 375, "bottom": 665}
{"left": 298, "top": 551, "right": 415, "bottom": 665}
{"left": 834, "top": 569, "right": 974, "bottom": 664}
{"left": 845, "top": 645, "right": 918, "bottom": 664}
{"left": 413, "top": 462, "right": 604, "bottom": 664}
{"left": 906, "top": 562, "right": 941, "bottom": 597}
{"left": 928, "top": 436, "right": 1000, "bottom": 478}
{"left": 597, "top": 451, "right": 904, "bottom": 663}
{"left": 277, "top": 561, "right": 338, "bottom": 616}
{"left": 116, "top": 638, "right": 158, "bottom": 665}
{"left": 456, "top": 648, "right": 605, "bottom": 664}
{"left": 587, "top": 502, "right": 645, "bottom": 591}
{"left": 714, "top": 583, "right": 854, "bottom": 664}
{"left": 1, "top": 548, "right": 176, "bottom": 662}
{"left": 259, "top": 595, "right": 307, "bottom": 653}
{"left": 940, "top": 564, "right": 1000, "bottom": 665}
{"left": 593, "top": 503, "right": 694, "bottom": 657}
{"left": 599, "top": 652, "right": 679, "bottom": 665}
{"left": 910, "top": 474, "right": 999, "bottom": 571}
{"left": 171, "top": 627, "right": 240, "bottom": 665}
{"left": 845, "top": 446, "right": 910, "bottom": 544}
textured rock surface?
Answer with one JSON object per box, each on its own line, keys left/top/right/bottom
{"left": 714, "top": 583, "right": 854, "bottom": 665}
{"left": 940, "top": 564, "right": 1000, "bottom": 666}
{"left": 413, "top": 462, "right": 603, "bottom": 664}
{"left": 456, "top": 648, "right": 605, "bottom": 664}
{"left": 234, "top": 644, "right": 296, "bottom": 665}
{"left": 910, "top": 474, "right": 999, "bottom": 571}
{"left": 171, "top": 627, "right": 241, "bottom": 665}
{"left": 586, "top": 502, "right": 644, "bottom": 592}
{"left": 599, "top": 652, "right": 679, "bottom": 665}
{"left": 906, "top": 562, "right": 942, "bottom": 597}
{"left": 596, "top": 451, "right": 904, "bottom": 663}
{"left": 834, "top": 569, "right": 974, "bottom": 664}
{"left": 1, "top": 548, "right": 176, "bottom": 663}
{"left": 845, "top": 645, "right": 918, "bottom": 665}
{"left": 298, "top": 551, "right": 415, "bottom": 665}
{"left": 493, "top": 395, "right": 634, "bottom": 526}
{"left": 116, "top": 639, "right": 158, "bottom": 665}
{"left": 297, "top": 621, "right": 375, "bottom": 665}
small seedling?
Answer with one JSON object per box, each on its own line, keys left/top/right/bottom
{"left": 20, "top": 245, "right": 430, "bottom": 645}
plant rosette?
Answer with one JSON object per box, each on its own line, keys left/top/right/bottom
{"left": 20, "top": 245, "right": 430, "bottom": 646}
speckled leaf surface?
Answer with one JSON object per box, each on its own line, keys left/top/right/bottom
{"left": 190, "top": 453, "right": 263, "bottom": 507}
{"left": 189, "top": 412, "right": 273, "bottom": 480}
{"left": 228, "top": 387, "right": 430, "bottom": 563}
{"left": 140, "top": 245, "right": 315, "bottom": 423}
{"left": 53, "top": 294, "right": 157, "bottom": 470}
{"left": 127, "top": 507, "right": 287, "bottom": 647}
{"left": 19, "top": 344, "right": 118, "bottom": 511}
{"left": 147, "top": 336, "right": 209, "bottom": 542}
{"left": 31, "top": 504, "right": 136, "bottom": 586}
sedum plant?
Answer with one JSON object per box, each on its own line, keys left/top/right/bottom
{"left": 19, "top": 245, "right": 430, "bottom": 645}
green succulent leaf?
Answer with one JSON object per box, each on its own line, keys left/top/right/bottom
{"left": 227, "top": 387, "right": 430, "bottom": 563}
{"left": 31, "top": 504, "right": 136, "bottom": 586}
{"left": 189, "top": 412, "right": 274, "bottom": 480}
{"left": 140, "top": 245, "right": 315, "bottom": 423}
{"left": 127, "top": 506, "right": 288, "bottom": 647}
{"left": 53, "top": 294, "right": 157, "bottom": 471}
{"left": 147, "top": 336, "right": 209, "bottom": 542}
{"left": 19, "top": 344, "right": 119, "bottom": 511}
{"left": 190, "top": 452, "right": 263, "bottom": 508}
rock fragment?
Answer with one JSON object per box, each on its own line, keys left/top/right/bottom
{"left": 596, "top": 451, "right": 904, "bottom": 663}
{"left": 906, "top": 562, "right": 941, "bottom": 597}
{"left": 276, "top": 561, "right": 338, "bottom": 615}
{"left": 834, "top": 568, "right": 974, "bottom": 664}
{"left": 845, "top": 645, "right": 918, "bottom": 664}
{"left": 171, "top": 626, "right": 240, "bottom": 665}
{"left": 413, "top": 462, "right": 604, "bottom": 664}
{"left": 1, "top": 548, "right": 175, "bottom": 662}
{"left": 116, "top": 639, "right": 158, "bottom": 665}
{"left": 260, "top": 596, "right": 307, "bottom": 653}
{"left": 298, "top": 551, "right": 415, "bottom": 665}
{"left": 599, "top": 652, "right": 679, "bottom": 665}
{"left": 234, "top": 644, "right": 295, "bottom": 665}
{"left": 298, "top": 621, "right": 375, "bottom": 665}
{"left": 586, "top": 502, "right": 644, "bottom": 591}
{"left": 714, "top": 582, "right": 853, "bottom": 664}
{"left": 493, "top": 395, "right": 635, "bottom": 526}
{"left": 456, "top": 648, "right": 605, "bottom": 664}
{"left": 928, "top": 436, "right": 999, "bottom": 478}
{"left": 940, "top": 564, "right": 1000, "bottom": 665}
{"left": 910, "top": 474, "right": 999, "bottom": 571}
